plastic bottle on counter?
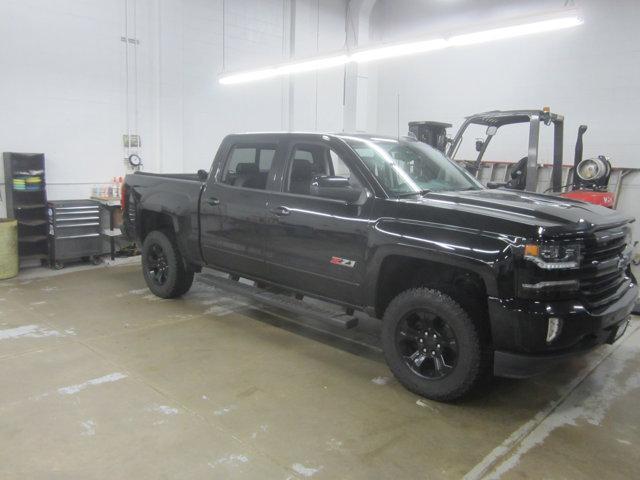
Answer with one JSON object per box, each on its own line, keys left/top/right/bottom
{"left": 109, "top": 177, "right": 119, "bottom": 198}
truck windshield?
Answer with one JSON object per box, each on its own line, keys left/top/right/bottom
{"left": 341, "top": 136, "right": 482, "bottom": 197}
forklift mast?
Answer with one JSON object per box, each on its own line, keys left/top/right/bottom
{"left": 446, "top": 109, "right": 565, "bottom": 192}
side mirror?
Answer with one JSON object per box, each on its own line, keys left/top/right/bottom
{"left": 475, "top": 139, "right": 484, "bottom": 152}
{"left": 197, "top": 169, "right": 209, "bottom": 181}
{"left": 310, "top": 176, "right": 363, "bottom": 203}
{"left": 486, "top": 181, "right": 507, "bottom": 189}
{"left": 462, "top": 161, "right": 477, "bottom": 175}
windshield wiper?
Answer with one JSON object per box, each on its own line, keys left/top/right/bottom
{"left": 395, "top": 189, "right": 431, "bottom": 198}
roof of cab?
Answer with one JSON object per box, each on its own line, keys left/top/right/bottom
{"left": 225, "top": 131, "right": 407, "bottom": 141}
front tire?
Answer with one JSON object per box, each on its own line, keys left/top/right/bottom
{"left": 141, "top": 230, "right": 194, "bottom": 298}
{"left": 382, "top": 288, "right": 489, "bottom": 402}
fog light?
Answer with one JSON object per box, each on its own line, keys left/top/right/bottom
{"left": 546, "top": 317, "right": 562, "bottom": 343}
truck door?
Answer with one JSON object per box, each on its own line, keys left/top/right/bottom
{"left": 200, "top": 138, "right": 281, "bottom": 278}
{"left": 265, "top": 137, "right": 374, "bottom": 305}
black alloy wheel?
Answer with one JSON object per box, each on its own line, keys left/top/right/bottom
{"left": 381, "top": 288, "right": 489, "bottom": 402}
{"left": 141, "top": 229, "right": 194, "bottom": 298}
{"left": 146, "top": 243, "right": 170, "bottom": 286}
{"left": 396, "top": 309, "right": 458, "bottom": 379}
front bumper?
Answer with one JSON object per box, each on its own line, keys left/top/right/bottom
{"left": 489, "top": 282, "right": 638, "bottom": 378}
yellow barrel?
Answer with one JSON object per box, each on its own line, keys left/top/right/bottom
{"left": 0, "top": 219, "right": 19, "bottom": 280}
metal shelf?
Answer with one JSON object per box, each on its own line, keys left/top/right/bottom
{"left": 3, "top": 152, "right": 49, "bottom": 265}
{"left": 18, "top": 219, "right": 48, "bottom": 227}
{"left": 15, "top": 203, "right": 46, "bottom": 210}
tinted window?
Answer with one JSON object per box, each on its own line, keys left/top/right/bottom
{"left": 222, "top": 145, "right": 276, "bottom": 190}
{"left": 287, "top": 144, "right": 360, "bottom": 195}
{"left": 225, "top": 147, "right": 255, "bottom": 174}
{"left": 259, "top": 149, "right": 275, "bottom": 171}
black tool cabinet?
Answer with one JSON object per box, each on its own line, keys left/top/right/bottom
{"left": 47, "top": 200, "right": 103, "bottom": 269}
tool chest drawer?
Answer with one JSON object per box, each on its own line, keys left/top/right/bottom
{"left": 47, "top": 200, "right": 103, "bottom": 267}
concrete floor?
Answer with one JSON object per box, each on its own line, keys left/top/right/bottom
{"left": 1, "top": 263, "right": 639, "bottom": 479}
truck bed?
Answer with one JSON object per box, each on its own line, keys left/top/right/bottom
{"left": 122, "top": 170, "right": 205, "bottom": 266}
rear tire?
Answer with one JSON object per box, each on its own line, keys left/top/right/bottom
{"left": 381, "top": 288, "right": 489, "bottom": 402}
{"left": 142, "top": 230, "right": 194, "bottom": 298}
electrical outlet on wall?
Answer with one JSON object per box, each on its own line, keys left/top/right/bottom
{"left": 122, "top": 134, "right": 141, "bottom": 148}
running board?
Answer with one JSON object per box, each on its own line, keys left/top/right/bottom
{"left": 197, "top": 273, "right": 359, "bottom": 329}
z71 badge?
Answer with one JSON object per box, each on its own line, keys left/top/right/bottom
{"left": 330, "top": 256, "right": 356, "bottom": 268}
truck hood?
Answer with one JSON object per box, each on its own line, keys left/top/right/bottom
{"left": 396, "top": 188, "right": 632, "bottom": 238}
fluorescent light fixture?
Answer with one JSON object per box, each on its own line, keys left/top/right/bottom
{"left": 351, "top": 38, "right": 448, "bottom": 63}
{"left": 219, "top": 68, "right": 279, "bottom": 85}
{"left": 449, "top": 16, "right": 583, "bottom": 46}
{"left": 218, "top": 15, "right": 582, "bottom": 85}
{"left": 278, "top": 55, "right": 350, "bottom": 74}
{"left": 220, "top": 55, "right": 349, "bottom": 84}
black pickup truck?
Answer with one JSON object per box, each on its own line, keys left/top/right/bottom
{"left": 122, "top": 132, "right": 637, "bottom": 401}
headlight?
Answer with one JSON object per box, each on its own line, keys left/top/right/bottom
{"left": 524, "top": 242, "right": 581, "bottom": 269}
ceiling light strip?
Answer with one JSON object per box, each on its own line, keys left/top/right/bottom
{"left": 219, "top": 15, "right": 582, "bottom": 85}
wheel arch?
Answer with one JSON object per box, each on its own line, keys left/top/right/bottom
{"left": 138, "top": 209, "right": 178, "bottom": 243}
{"left": 366, "top": 249, "right": 498, "bottom": 340}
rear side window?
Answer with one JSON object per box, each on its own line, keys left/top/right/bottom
{"left": 221, "top": 145, "right": 276, "bottom": 190}
{"left": 259, "top": 149, "right": 275, "bottom": 171}
{"left": 225, "top": 147, "right": 255, "bottom": 173}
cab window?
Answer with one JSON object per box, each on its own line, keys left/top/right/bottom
{"left": 286, "top": 143, "right": 361, "bottom": 195}
{"left": 221, "top": 145, "right": 276, "bottom": 190}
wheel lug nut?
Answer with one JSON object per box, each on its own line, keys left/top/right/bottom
{"left": 437, "top": 344, "right": 441, "bottom": 348}
{"left": 431, "top": 351, "right": 436, "bottom": 355}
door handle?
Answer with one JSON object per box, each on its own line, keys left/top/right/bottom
{"left": 270, "top": 206, "right": 291, "bottom": 216}
{"left": 206, "top": 197, "right": 220, "bottom": 206}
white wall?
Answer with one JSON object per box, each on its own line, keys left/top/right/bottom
{"left": 0, "top": 0, "right": 174, "bottom": 213}
{"left": 0, "top": 0, "right": 348, "bottom": 215}
{"left": 0, "top": 0, "right": 129, "bottom": 212}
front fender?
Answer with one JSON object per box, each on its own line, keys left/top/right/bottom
{"left": 363, "top": 218, "right": 518, "bottom": 306}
